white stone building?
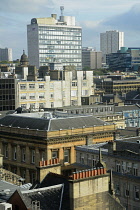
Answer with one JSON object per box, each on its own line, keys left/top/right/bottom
{"left": 17, "top": 69, "right": 94, "bottom": 109}
{"left": 27, "top": 12, "right": 82, "bottom": 69}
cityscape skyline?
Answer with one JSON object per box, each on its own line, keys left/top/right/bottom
{"left": 1, "top": 0, "right": 140, "bottom": 60}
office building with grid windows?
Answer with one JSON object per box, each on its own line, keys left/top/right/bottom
{"left": 27, "top": 13, "right": 82, "bottom": 69}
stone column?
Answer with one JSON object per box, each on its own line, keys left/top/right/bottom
{"left": 26, "top": 146, "right": 30, "bottom": 164}
{"left": 70, "top": 146, "right": 75, "bottom": 164}
{"left": 59, "top": 147, "right": 64, "bottom": 165}
{"left": 26, "top": 168, "right": 30, "bottom": 183}
{"left": 17, "top": 145, "right": 21, "bottom": 163}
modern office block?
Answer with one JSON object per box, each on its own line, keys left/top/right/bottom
{"left": 82, "top": 47, "right": 102, "bottom": 70}
{"left": 106, "top": 47, "right": 131, "bottom": 72}
{"left": 100, "top": 30, "right": 124, "bottom": 63}
{"left": 0, "top": 48, "right": 13, "bottom": 62}
{"left": 27, "top": 11, "right": 82, "bottom": 69}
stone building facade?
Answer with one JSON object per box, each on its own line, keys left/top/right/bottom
{"left": 0, "top": 113, "right": 116, "bottom": 183}
{"left": 76, "top": 140, "right": 140, "bottom": 210}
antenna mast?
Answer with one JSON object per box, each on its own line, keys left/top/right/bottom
{"left": 60, "top": 6, "right": 64, "bottom": 16}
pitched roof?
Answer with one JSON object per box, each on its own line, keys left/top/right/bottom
{"left": 115, "top": 105, "right": 140, "bottom": 112}
{"left": 0, "top": 114, "right": 109, "bottom": 131}
{"left": 10, "top": 184, "right": 63, "bottom": 210}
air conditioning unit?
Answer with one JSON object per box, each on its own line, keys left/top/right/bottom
{"left": 0, "top": 203, "right": 12, "bottom": 210}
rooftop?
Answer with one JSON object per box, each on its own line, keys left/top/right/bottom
{"left": 0, "top": 113, "right": 110, "bottom": 131}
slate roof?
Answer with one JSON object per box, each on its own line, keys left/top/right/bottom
{"left": 0, "top": 180, "right": 31, "bottom": 203}
{"left": 115, "top": 105, "right": 140, "bottom": 112}
{"left": 0, "top": 114, "right": 110, "bottom": 131}
{"left": 76, "top": 138, "right": 140, "bottom": 157}
{"left": 19, "top": 184, "right": 63, "bottom": 210}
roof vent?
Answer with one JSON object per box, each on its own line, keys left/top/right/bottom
{"left": 137, "top": 140, "right": 140, "bottom": 143}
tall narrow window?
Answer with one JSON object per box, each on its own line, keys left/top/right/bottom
{"left": 22, "top": 148, "right": 26, "bottom": 162}
{"left": 64, "top": 149, "right": 70, "bottom": 163}
{"left": 4, "top": 144, "right": 8, "bottom": 158}
{"left": 52, "top": 150, "right": 58, "bottom": 159}
{"left": 31, "top": 150, "right": 35, "bottom": 164}
{"left": 13, "top": 146, "right": 17, "bottom": 160}
{"left": 134, "top": 186, "right": 139, "bottom": 200}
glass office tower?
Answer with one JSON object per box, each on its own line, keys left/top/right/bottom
{"left": 27, "top": 14, "right": 82, "bottom": 70}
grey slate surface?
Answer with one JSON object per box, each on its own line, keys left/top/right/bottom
{"left": 0, "top": 114, "right": 110, "bottom": 131}
{"left": 115, "top": 105, "right": 140, "bottom": 112}
{"left": 20, "top": 184, "right": 63, "bottom": 210}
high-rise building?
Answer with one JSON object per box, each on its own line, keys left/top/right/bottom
{"left": 82, "top": 47, "right": 102, "bottom": 70}
{"left": 100, "top": 30, "right": 124, "bottom": 63}
{"left": 27, "top": 9, "right": 82, "bottom": 69}
{"left": 0, "top": 48, "right": 13, "bottom": 62}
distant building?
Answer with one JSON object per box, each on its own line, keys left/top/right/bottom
{"left": 106, "top": 47, "right": 131, "bottom": 72}
{"left": 128, "top": 47, "right": 140, "bottom": 71}
{"left": 82, "top": 47, "right": 102, "bottom": 70}
{"left": 100, "top": 30, "right": 124, "bottom": 63}
{"left": 27, "top": 8, "right": 82, "bottom": 69}
{"left": 115, "top": 105, "right": 140, "bottom": 127}
{"left": 76, "top": 139, "right": 140, "bottom": 210}
{"left": 0, "top": 48, "right": 13, "bottom": 62}
{"left": 0, "top": 51, "right": 93, "bottom": 111}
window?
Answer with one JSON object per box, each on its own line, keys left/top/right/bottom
{"left": 64, "top": 149, "right": 70, "bottom": 163}
{"left": 50, "top": 93, "right": 54, "bottom": 98}
{"left": 39, "top": 93, "right": 45, "bottom": 99}
{"left": 83, "top": 82, "right": 87, "bottom": 86}
{"left": 82, "top": 90, "right": 88, "bottom": 96}
{"left": 51, "top": 102, "right": 54, "bottom": 108}
{"left": 125, "top": 188, "right": 129, "bottom": 197}
{"left": 4, "top": 144, "right": 8, "bottom": 158}
{"left": 126, "top": 162, "right": 132, "bottom": 173}
{"left": 122, "top": 161, "right": 126, "bottom": 173}
{"left": 50, "top": 83, "right": 54, "bottom": 89}
{"left": 20, "top": 94, "right": 26, "bottom": 100}
{"left": 39, "top": 84, "right": 44, "bottom": 89}
{"left": 52, "top": 150, "right": 58, "bottom": 159}
{"left": 31, "top": 149, "right": 35, "bottom": 163}
{"left": 87, "top": 154, "right": 91, "bottom": 166}
{"left": 29, "top": 84, "right": 35, "bottom": 89}
{"left": 39, "top": 103, "right": 44, "bottom": 108}
{"left": 133, "top": 164, "right": 138, "bottom": 176}
{"left": 115, "top": 183, "right": 120, "bottom": 195}
{"left": 71, "top": 90, "right": 77, "bottom": 97}
{"left": 72, "top": 82, "right": 77, "bottom": 86}
{"left": 20, "top": 84, "right": 26, "bottom": 90}
{"left": 29, "top": 93, "right": 35, "bottom": 99}
{"left": 21, "top": 104, "right": 27, "bottom": 109}
{"left": 80, "top": 153, "right": 84, "bottom": 165}
{"left": 40, "top": 150, "right": 45, "bottom": 161}
{"left": 116, "top": 161, "right": 121, "bottom": 172}
{"left": 134, "top": 186, "right": 139, "bottom": 200}
{"left": 92, "top": 157, "right": 96, "bottom": 168}
{"left": 22, "top": 148, "right": 26, "bottom": 162}
{"left": 30, "top": 103, "right": 35, "bottom": 109}
{"left": 13, "top": 146, "right": 17, "bottom": 160}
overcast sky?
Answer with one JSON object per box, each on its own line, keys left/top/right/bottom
{"left": 1, "top": 0, "right": 140, "bottom": 59}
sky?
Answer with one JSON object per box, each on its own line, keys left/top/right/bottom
{"left": 1, "top": 0, "right": 140, "bottom": 59}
